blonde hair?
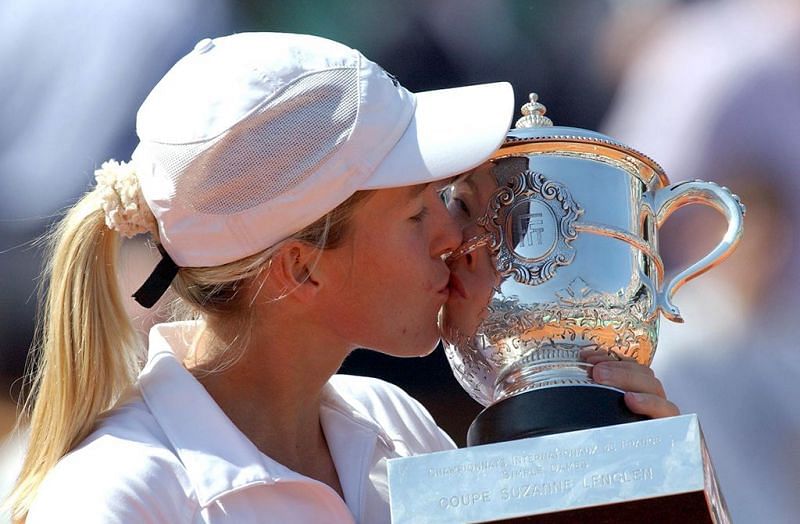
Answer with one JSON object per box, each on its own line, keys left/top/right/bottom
{"left": 7, "top": 178, "right": 371, "bottom": 521}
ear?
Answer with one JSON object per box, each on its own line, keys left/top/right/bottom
{"left": 261, "top": 241, "right": 321, "bottom": 302}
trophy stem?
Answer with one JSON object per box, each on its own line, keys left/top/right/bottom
{"left": 467, "top": 386, "right": 647, "bottom": 447}
{"left": 493, "top": 344, "right": 595, "bottom": 402}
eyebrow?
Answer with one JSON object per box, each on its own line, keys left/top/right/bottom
{"left": 405, "top": 176, "right": 460, "bottom": 199}
{"left": 406, "top": 180, "right": 445, "bottom": 198}
{"left": 406, "top": 183, "right": 429, "bottom": 198}
{"left": 449, "top": 173, "right": 479, "bottom": 197}
{"left": 462, "top": 175, "right": 479, "bottom": 194}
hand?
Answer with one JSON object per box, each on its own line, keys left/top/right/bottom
{"left": 580, "top": 349, "right": 680, "bottom": 419}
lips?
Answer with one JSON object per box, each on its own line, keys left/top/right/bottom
{"left": 447, "top": 272, "right": 468, "bottom": 300}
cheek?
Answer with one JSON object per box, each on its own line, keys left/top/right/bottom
{"left": 476, "top": 255, "right": 497, "bottom": 290}
{"left": 379, "top": 239, "right": 435, "bottom": 289}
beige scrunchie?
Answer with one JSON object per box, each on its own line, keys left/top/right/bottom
{"left": 94, "top": 160, "right": 157, "bottom": 238}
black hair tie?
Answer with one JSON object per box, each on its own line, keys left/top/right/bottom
{"left": 132, "top": 244, "right": 179, "bottom": 308}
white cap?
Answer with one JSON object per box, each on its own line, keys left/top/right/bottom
{"left": 133, "top": 32, "right": 514, "bottom": 268}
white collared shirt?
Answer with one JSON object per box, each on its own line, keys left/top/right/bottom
{"left": 28, "top": 322, "right": 456, "bottom": 523}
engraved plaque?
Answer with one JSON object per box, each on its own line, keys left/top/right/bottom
{"left": 388, "top": 415, "right": 728, "bottom": 523}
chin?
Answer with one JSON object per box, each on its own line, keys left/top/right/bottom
{"left": 392, "top": 333, "right": 441, "bottom": 358}
{"left": 415, "top": 340, "right": 440, "bottom": 357}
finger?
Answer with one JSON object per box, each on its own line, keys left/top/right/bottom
{"left": 624, "top": 392, "right": 680, "bottom": 418}
{"left": 579, "top": 348, "right": 635, "bottom": 365}
{"left": 591, "top": 362, "right": 662, "bottom": 396}
{"left": 590, "top": 357, "right": 655, "bottom": 376}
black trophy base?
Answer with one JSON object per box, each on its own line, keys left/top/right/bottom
{"left": 484, "top": 491, "right": 717, "bottom": 524}
{"left": 467, "top": 385, "right": 647, "bottom": 447}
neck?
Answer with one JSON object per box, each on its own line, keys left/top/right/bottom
{"left": 189, "top": 311, "right": 351, "bottom": 488}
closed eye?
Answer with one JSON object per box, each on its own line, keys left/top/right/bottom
{"left": 410, "top": 206, "right": 429, "bottom": 222}
{"left": 452, "top": 197, "right": 471, "bottom": 218}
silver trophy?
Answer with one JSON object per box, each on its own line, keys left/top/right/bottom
{"left": 387, "top": 94, "right": 744, "bottom": 523}
{"left": 440, "top": 94, "right": 744, "bottom": 445}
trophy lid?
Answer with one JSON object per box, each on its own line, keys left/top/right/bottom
{"left": 497, "top": 93, "right": 670, "bottom": 186}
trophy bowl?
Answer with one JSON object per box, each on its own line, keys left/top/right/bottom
{"left": 440, "top": 94, "right": 745, "bottom": 446}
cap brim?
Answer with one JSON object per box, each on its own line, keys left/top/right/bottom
{"left": 361, "top": 82, "right": 514, "bottom": 189}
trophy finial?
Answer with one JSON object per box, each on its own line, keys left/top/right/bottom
{"left": 515, "top": 93, "right": 553, "bottom": 128}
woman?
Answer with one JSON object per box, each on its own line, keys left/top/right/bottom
{"left": 8, "top": 32, "right": 676, "bottom": 523}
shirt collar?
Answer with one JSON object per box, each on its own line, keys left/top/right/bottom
{"left": 139, "top": 322, "right": 299, "bottom": 506}
{"left": 320, "top": 381, "right": 395, "bottom": 452}
{"left": 138, "top": 322, "right": 395, "bottom": 509}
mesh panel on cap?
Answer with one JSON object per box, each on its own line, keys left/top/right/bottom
{"left": 145, "top": 67, "right": 360, "bottom": 215}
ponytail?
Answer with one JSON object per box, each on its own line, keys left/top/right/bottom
{"left": 8, "top": 191, "right": 141, "bottom": 521}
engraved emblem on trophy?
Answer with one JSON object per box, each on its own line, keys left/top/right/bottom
{"left": 388, "top": 94, "right": 745, "bottom": 523}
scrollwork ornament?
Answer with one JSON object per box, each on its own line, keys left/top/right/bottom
{"left": 480, "top": 170, "right": 583, "bottom": 286}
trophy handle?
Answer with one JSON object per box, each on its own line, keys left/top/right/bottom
{"left": 652, "top": 180, "right": 745, "bottom": 323}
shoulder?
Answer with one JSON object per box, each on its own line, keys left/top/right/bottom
{"left": 328, "top": 374, "right": 429, "bottom": 421}
{"left": 28, "top": 390, "right": 197, "bottom": 523}
{"left": 327, "top": 374, "right": 456, "bottom": 453}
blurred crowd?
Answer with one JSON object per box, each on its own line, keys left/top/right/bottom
{"left": 1, "top": 0, "right": 798, "bottom": 522}
{"left": 603, "top": 1, "right": 800, "bottom": 521}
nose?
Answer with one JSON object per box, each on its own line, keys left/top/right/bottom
{"left": 444, "top": 228, "right": 493, "bottom": 265}
{"left": 433, "top": 207, "right": 464, "bottom": 259}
